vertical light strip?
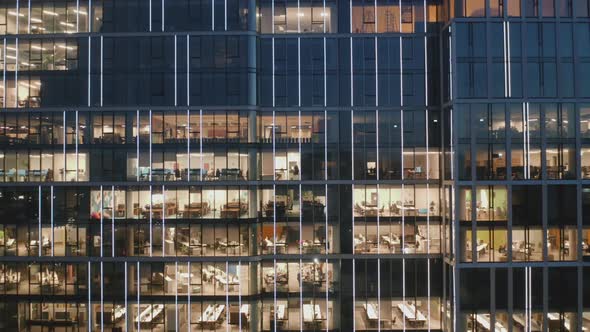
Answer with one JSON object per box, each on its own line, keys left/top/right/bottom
{"left": 162, "top": 0, "right": 165, "bottom": 31}
{"left": 450, "top": 108, "right": 454, "bottom": 178}
{"left": 63, "top": 111, "right": 66, "bottom": 181}
{"left": 136, "top": 111, "right": 140, "bottom": 181}
{"left": 136, "top": 262, "right": 140, "bottom": 332}
{"left": 350, "top": 36, "right": 354, "bottom": 107}
{"left": 149, "top": 185, "right": 153, "bottom": 257}
{"left": 299, "top": 116, "right": 303, "bottom": 255}
{"left": 28, "top": 0, "right": 32, "bottom": 33}
{"left": 402, "top": 186, "right": 406, "bottom": 254}
{"left": 272, "top": 38, "right": 275, "bottom": 107}
{"left": 76, "top": 111, "right": 79, "bottom": 182}
{"left": 187, "top": 109, "right": 190, "bottom": 181}
{"left": 522, "top": 103, "right": 527, "bottom": 178}
{"left": 423, "top": 0, "right": 428, "bottom": 107}
{"left": 100, "top": 185, "right": 103, "bottom": 257}
{"left": 76, "top": 0, "right": 79, "bottom": 32}
{"left": 375, "top": 39, "right": 379, "bottom": 190}
{"left": 38, "top": 186, "right": 41, "bottom": 256}
{"left": 272, "top": 115, "right": 277, "bottom": 254}
{"left": 162, "top": 184, "right": 166, "bottom": 257}
{"left": 111, "top": 186, "right": 115, "bottom": 257}
{"left": 100, "top": 35, "right": 103, "bottom": 106}
{"left": 224, "top": 0, "right": 227, "bottom": 30}
{"left": 323, "top": 0, "right": 326, "bottom": 33}
{"left": 88, "top": 261, "right": 92, "bottom": 331}
{"left": 211, "top": 0, "right": 215, "bottom": 30}
{"left": 400, "top": 35, "right": 404, "bottom": 216}
{"left": 149, "top": 109, "right": 153, "bottom": 182}
{"left": 174, "top": 35, "right": 177, "bottom": 106}
{"left": 507, "top": 22, "right": 512, "bottom": 97}
{"left": 124, "top": 261, "right": 128, "bottom": 332}
{"left": 351, "top": 108, "right": 354, "bottom": 177}
{"left": 298, "top": 37, "right": 301, "bottom": 106}
{"left": 272, "top": 0, "right": 275, "bottom": 33}
{"left": 88, "top": 36, "right": 91, "bottom": 106}
{"left": 88, "top": 0, "right": 92, "bottom": 31}
{"left": 503, "top": 21, "right": 508, "bottom": 98}
{"left": 448, "top": 27, "right": 453, "bottom": 100}
{"left": 323, "top": 37, "right": 327, "bottom": 107}
{"left": 14, "top": 38, "right": 18, "bottom": 108}
{"left": 297, "top": 0, "right": 301, "bottom": 32}
{"left": 175, "top": 262, "right": 179, "bottom": 331}
{"left": 200, "top": 109, "right": 203, "bottom": 181}
{"left": 524, "top": 267, "right": 530, "bottom": 332}
{"left": 3, "top": 38, "right": 6, "bottom": 108}
{"left": 149, "top": 0, "right": 152, "bottom": 31}
{"left": 100, "top": 261, "right": 104, "bottom": 332}
{"left": 349, "top": 0, "right": 352, "bottom": 33}
{"left": 15, "top": 0, "right": 19, "bottom": 34}
{"left": 187, "top": 261, "right": 191, "bottom": 332}
{"left": 187, "top": 35, "right": 190, "bottom": 105}
{"left": 50, "top": 186, "right": 54, "bottom": 256}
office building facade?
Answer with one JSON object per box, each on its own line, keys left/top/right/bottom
{"left": 0, "top": 0, "right": 587, "bottom": 331}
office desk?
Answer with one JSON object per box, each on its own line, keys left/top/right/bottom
{"left": 363, "top": 303, "right": 379, "bottom": 327}
{"left": 513, "top": 314, "right": 541, "bottom": 331}
{"left": 303, "top": 304, "right": 323, "bottom": 325}
{"left": 198, "top": 304, "right": 225, "bottom": 328}
{"left": 397, "top": 303, "right": 426, "bottom": 327}
{"left": 135, "top": 304, "right": 164, "bottom": 324}
{"left": 475, "top": 314, "right": 507, "bottom": 332}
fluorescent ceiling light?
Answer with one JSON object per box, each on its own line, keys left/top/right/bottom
{"left": 8, "top": 11, "right": 25, "bottom": 17}
{"left": 43, "top": 10, "right": 59, "bottom": 16}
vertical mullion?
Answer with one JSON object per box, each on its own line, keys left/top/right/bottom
{"left": 38, "top": 185, "right": 41, "bottom": 256}
{"left": 112, "top": 186, "right": 115, "bottom": 257}
{"left": 76, "top": 0, "right": 80, "bottom": 33}
{"left": 100, "top": 261, "right": 104, "bottom": 332}
{"left": 76, "top": 111, "right": 79, "bottom": 182}
{"left": 100, "top": 35, "right": 103, "bottom": 107}
{"left": 174, "top": 35, "right": 177, "bottom": 106}
{"left": 88, "top": 261, "right": 92, "bottom": 331}
{"left": 187, "top": 261, "right": 191, "bottom": 332}
{"left": 3, "top": 38, "right": 6, "bottom": 108}
{"left": 187, "top": 109, "right": 190, "bottom": 182}
{"left": 88, "top": 35, "right": 91, "bottom": 106}
{"left": 149, "top": 185, "right": 153, "bottom": 257}
{"left": 100, "top": 185, "right": 103, "bottom": 257}
{"left": 187, "top": 35, "right": 190, "bottom": 106}
{"left": 15, "top": 37, "right": 18, "bottom": 109}
{"left": 162, "top": 184, "right": 166, "bottom": 257}
{"left": 50, "top": 185, "right": 54, "bottom": 256}
{"left": 28, "top": 0, "right": 31, "bottom": 33}
{"left": 124, "top": 261, "right": 128, "bottom": 332}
